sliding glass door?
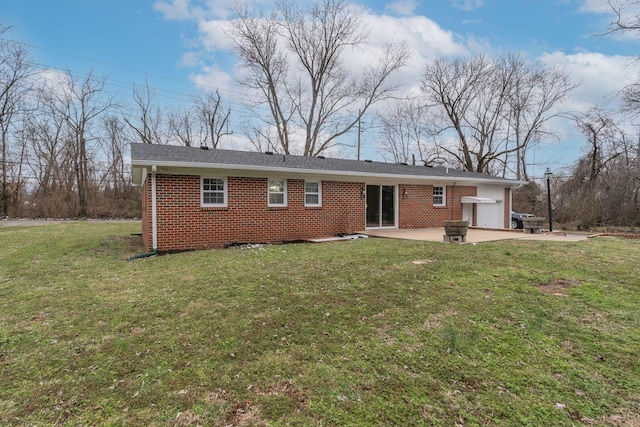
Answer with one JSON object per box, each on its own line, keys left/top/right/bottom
{"left": 366, "top": 185, "right": 395, "bottom": 228}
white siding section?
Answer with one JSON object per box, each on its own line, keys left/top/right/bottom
{"left": 475, "top": 185, "right": 505, "bottom": 229}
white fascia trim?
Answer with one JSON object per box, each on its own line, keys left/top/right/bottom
{"left": 131, "top": 160, "right": 526, "bottom": 186}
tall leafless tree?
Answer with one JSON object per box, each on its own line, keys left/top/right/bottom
{"left": 505, "top": 56, "right": 576, "bottom": 180}
{"left": 605, "top": 0, "right": 640, "bottom": 115}
{"left": 124, "top": 80, "right": 164, "bottom": 145}
{"left": 376, "top": 97, "right": 442, "bottom": 165}
{"left": 193, "top": 89, "right": 232, "bottom": 148}
{"left": 0, "top": 25, "right": 33, "bottom": 217}
{"left": 168, "top": 106, "right": 197, "bottom": 147}
{"left": 420, "top": 54, "right": 574, "bottom": 175}
{"left": 57, "top": 70, "right": 114, "bottom": 217}
{"left": 573, "top": 108, "right": 624, "bottom": 183}
{"left": 229, "top": 0, "right": 410, "bottom": 156}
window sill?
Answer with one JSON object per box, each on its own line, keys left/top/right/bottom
{"left": 202, "top": 206, "right": 228, "bottom": 211}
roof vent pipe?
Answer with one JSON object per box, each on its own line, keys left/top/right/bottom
{"left": 265, "top": 151, "right": 274, "bottom": 155}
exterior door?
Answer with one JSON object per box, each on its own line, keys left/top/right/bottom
{"left": 366, "top": 185, "right": 395, "bottom": 228}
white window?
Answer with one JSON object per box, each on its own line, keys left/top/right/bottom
{"left": 433, "top": 186, "right": 445, "bottom": 206}
{"left": 268, "top": 179, "right": 287, "bottom": 206}
{"left": 202, "top": 177, "right": 227, "bottom": 207}
{"left": 304, "top": 181, "right": 322, "bottom": 206}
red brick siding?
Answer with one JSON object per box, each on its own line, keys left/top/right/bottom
{"left": 143, "top": 175, "right": 365, "bottom": 251}
{"left": 140, "top": 174, "right": 489, "bottom": 252}
{"left": 398, "top": 184, "right": 476, "bottom": 228}
{"left": 504, "top": 187, "right": 511, "bottom": 229}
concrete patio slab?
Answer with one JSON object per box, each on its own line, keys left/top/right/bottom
{"left": 362, "top": 228, "right": 588, "bottom": 243}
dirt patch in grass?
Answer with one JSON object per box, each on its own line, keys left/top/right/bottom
{"left": 537, "top": 278, "right": 580, "bottom": 296}
{"left": 225, "top": 400, "right": 265, "bottom": 427}
{"left": 174, "top": 410, "right": 206, "bottom": 426}
{"left": 93, "top": 234, "right": 146, "bottom": 259}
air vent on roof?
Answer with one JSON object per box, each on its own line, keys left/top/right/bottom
{"left": 364, "top": 159, "right": 372, "bottom": 163}
{"left": 200, "top": 145, "right": 209, "bottom": 150}
{"left": 264, "top": 151, "right": 274, "bottom": 155}
{"left": 399, "top": 162, "right": 408, "bottom": 166}
{"left": 317, "top": 155, "right": 325, "bottom": 159}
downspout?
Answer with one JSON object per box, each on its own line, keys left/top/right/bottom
{"left": 128, "top": 165, "right": 158, "bottom": 260}
{"left": 151, "top": 164, "right": 158, "bottom": 251}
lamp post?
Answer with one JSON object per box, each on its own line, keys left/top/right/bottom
{"left": 544, "top": 168, "right": 553, "bottom": 232}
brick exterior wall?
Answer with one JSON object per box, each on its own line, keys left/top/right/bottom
{"left": 398, "top": 184, "right": 476, "bottom": 229}
{"left": 140, "top": 174, "right": 483, "bottom": 252}
{"left": 504, "top": 187, "right": 511, "bottom": 229}
{"left": 143, "top": 175, "right": 365, "bottom": 252}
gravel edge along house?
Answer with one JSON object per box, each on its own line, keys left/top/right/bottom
{"left": 130, "top": 143, "right": 526, "bottom": 252}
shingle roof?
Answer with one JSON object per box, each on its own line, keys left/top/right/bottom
{"left": 130, "top": 143, "right": 523, "bottom": 184}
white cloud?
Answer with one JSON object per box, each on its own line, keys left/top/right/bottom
{"left": 154, "top": 0, "right": 203, "bottom": 20}
{"left": 450, "top": 0, "right": 485, "bottom": 11}
{"left": 197, "top": 19, "right": 234, "bottom": 52}
{"left": 154, "top": 0, "right": 253, "bottom": 21}
{"left": 30, "top": 69, "right": 73, "bottom": 99}
{"left": 539, "top": 51, "right": 640, "bottom": 111}
{"left": 578, "top": 0, "right": 612, "bottom": 13}
{"left": 385, "top": 0, "right": 419, "bottom": 16}
{"left": 189, "top": 63, "right": 236, "bottom": 93}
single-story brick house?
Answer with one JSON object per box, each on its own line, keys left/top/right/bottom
{"left": 131, "top": 143, "right": 526, "bottom": 252}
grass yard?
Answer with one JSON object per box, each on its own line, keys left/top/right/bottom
{"left": 0, "top": 222, "right": 639, "bottom": 426}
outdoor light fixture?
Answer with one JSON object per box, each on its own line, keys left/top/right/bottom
{"left": 544, "top": 167, "right": 553, "bottom": 232}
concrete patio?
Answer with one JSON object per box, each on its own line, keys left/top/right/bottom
{"left": 363, "top": 227, "right": 589, "bottom": 243}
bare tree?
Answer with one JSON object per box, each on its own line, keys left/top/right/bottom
{"left": 57, "top": 70, "right": 114, "bottom": 217}
{"left": 421, "top": 54, "right": 574, "bottom": 175}
{"left": 604, "top": 1, "right": 640, "bottom": 115}
{"left": 167, "top": 106, "right": 197, "bottom": 147}
{"left": 100, "top": 116, "right": 128, "bottom": 193}
{"left": 377, "top": 97, "right": 442, "bottom": 165}
{"left": 555, "top": 107, "right": 640, "bottom": 227}
{"left": 24, "top": 84, "right": 76, "bottom": 217}
{"left": 193, "top": 89, "right": 232, "bottom": 148}
{"left": 573, "top": 108, "right": 623, "bottom": 183}
{"left": 124, "top": 80, "right": 164, "bottom": 144}
{"left": 607, "top": 0, "right": 640, "bottom": 33}
{"left": 0, "top": 25, "right": 33, "bottom": 217}
{"left": 229, "top": 0, "right": 409, "bottom": 156}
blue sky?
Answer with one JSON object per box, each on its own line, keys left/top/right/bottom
{"left": 3, "top": 0, "right": 640, "bottom": 176}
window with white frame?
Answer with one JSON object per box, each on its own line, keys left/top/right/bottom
{"left": 268, "top": 179, "right": 287, "bottom": 206}
{"left": 304, "top": 181, "right": 322, "bottom": 206}
{"left": 433, "top": 186, "right": 445, "bottom": 206}
{"left": 202, "top": 177, "right": 227, "bottom": 207}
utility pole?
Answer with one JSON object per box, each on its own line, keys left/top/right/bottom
{"left": 357, "top": 110, "right": 361, "bottom": 161}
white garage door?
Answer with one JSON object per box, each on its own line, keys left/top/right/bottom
{"left": 477, "top": 202, "right": 503, "bottom": 228}
{"left": 476, "top": 187, "right": 505, "bottom": 229}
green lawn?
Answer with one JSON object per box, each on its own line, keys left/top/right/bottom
{"left": 1, "top": 222, "right": 639, "bottom": 426}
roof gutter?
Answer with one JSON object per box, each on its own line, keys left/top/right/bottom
{"left": 131, "top": 160, "right": 526, "bottom": 186}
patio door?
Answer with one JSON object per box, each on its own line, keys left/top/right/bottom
{"left": 366, "top": 185, "right": 395, "bottom": 228}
